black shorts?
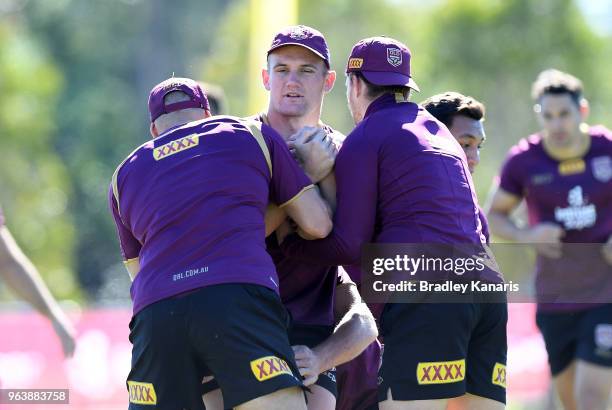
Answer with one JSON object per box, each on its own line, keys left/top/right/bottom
{"left": 289, "top": 324, "right": 337, "bottom": 398}
{"left": 378, "top": 303, "right": 507, "bottom": 404}
{"left": 127, "top": 284, "right": 303, "bottom": 409}
{"left": 536, "top": 303, "right": 612, "bottom": 376}
{"left": 202, "top": 323, "right": 337, "bottom": 400}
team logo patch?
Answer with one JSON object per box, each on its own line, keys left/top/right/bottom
{"left": 591, "top": 156, "right": 612, "bottom": 182}
{"left": 153, "top": 134, "right": 199, "bottom": 161}
{"left": 554, "top": 185, "right": 597, "bottom": 230}
{"left": 595, "top": 324, "right": 612, "bottom": 350}
{"left": 127, "top": 381, "right": 157, "bottom": 405}
{"left": 417, "top": 359, "right": 465, "bottom": 385}
{"left": 558, "top": 158, "right": 586, "bottom": 175}
{"left": 492, "top": 363, "right": 507, "bottom": 388}
{"left": 250, "top": 356, "right": 293, "bottom": 382}
{"left": 386, "top": 48, "right": 402, "bottom": 67}
{"left": 348, "top": 58, "right": 363, "bottom": 69}
{"left": 289, "top": 27, "right": 309, "bottom": 40}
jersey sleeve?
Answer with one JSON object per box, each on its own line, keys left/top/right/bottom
{"left": 281, "top": 123, "right": 378, "bottom": 266}
{"left": 261, "top": 123, "right": 314, "bottom": 206}
{"left": 108, "top": 184, "right": 141, "bottom": 262}
{"left": 498, "top": 148, "right": 525, "bottom": 197}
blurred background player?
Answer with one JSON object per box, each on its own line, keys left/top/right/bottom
{"left": 199, "top": 82, "right": 228, "bottom": 115}
{"left": 110, "top": 77, "right": 332, "bottom": 410}
{"left": 0, "top": 205, "right": 76, "bottom": 358}
{"left": 281, "top": 36, "right": 506, "bottom": 410}
{"left": 487, "top": 69, "right": 612, "bottom": 410}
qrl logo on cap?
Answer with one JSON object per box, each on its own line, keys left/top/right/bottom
{"left": 289, "top": 27, "right": 309, "bottom": 40}
{"left": 387, "top": 48, "right": 402, "bottom": 67}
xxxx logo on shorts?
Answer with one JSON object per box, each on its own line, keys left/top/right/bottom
{"left": 153, "top": 134, "right": 199, "bottom": 161}
{"left": 127, "top": 381, "right": 157, "bottom": 405}
{"left": 492, "top": 363, "right": 506, "bottom": 388}
{"left": 417, "top": 359, "right": 465, "bottom": 385}
{"left": 250, "top": 356, "right": 293, "bottom": 382}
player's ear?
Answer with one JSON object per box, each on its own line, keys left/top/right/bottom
{"left": 262, "top": 67, "right": 271, "bottom": 91}
{"left": 150, "top": 122, "right": 159, "bottom": 138}
{"left": 324, "top": 70, "right": 336, "bottom": 93}
{"left": 579, "top": 98, "right": 589, "bottom": 120}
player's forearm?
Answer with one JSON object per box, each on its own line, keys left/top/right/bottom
{"left": 264, "top": 204, "right": 287, "bottom": 237}
{"left": 487, "top": 210, "right": 529, "bottom": 242}
{"left": 318, "top": 172, "right": 337, "bottom": 214}
{"left": 312, "top": 302, "right": 378, "bottom": 372}
{"left": 0, "top": 230, "right": 61, "bottom": 320}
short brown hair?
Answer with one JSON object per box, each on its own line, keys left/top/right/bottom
{"left": 531, "top": 69, "right": 583, "bottom": 105}
{"left": 350, "top": 72, "right": 411, "bottom": 101}
{"left": 420, "top": 92, "right": 485, "bottom": 128}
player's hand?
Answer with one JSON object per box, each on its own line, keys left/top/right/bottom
{"left": 50, "top": 309, "right": 76, "bottom": 358}
{"left": 292, "top": 345, "right": 322, "bottom": 386}
{"left": 602, "top": 235, "right": 612, "bottom": 266}
{"left": 288, "top": 127, "right": 337, "bottom": 183}
{"left": 521, "top": 223, "right": 565, "bottom": 259}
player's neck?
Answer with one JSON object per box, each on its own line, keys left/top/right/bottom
{"left": 543, "top": 125, "right": 591, "bottom": 161}
{"left": 265, "top": 110, "right": 322, "bottom": 140}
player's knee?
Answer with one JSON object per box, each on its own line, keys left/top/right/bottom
{"left": 575, "top": 382, "right": 610, "bottom": 409}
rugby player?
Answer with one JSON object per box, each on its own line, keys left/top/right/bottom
{"left": 262, "top": 26, "right": 378, "bottom": 410}
{"left": 421, "top": 92, "right": 489, "bottom": 240}
{"left": 280, "top": 37, "right": 507, "bottom": 410}
{"left": 423, "top": 93, "right": 508, "bottom": 409}
{"left": 109, "top": 77, "right": 332, "bottom": 409}
{"left": 0, "top": 205, "right": 76, "bottom": 357}
{"left": 203, "top": 25, "right": 379, "bottom": 410}
{"left": 487, "top": 69, "right": 612, "bottom": 410}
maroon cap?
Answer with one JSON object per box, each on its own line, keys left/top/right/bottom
{"left": 148, "top": 77, "right": 209, "bottom": 123}
{"left": 346, "top": 36, "right": 419, "bottom": 92}
{"left": 267, "top": 25, "right": 330, "bottom": 68}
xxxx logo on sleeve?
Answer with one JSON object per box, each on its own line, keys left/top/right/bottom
{"left": 250, "top": 356, "right": 293, "bottom": 382}
{"left": 127, "top": 381, "right": 157, "bottom": 405}
{"left": 492, "top": 363, "right": 506, "bottom": 388}
{"left": 417, "top": 359, "right": 465, "bottom": 385}
{"left": 153, "top": 134, "right": 199, "bottom": 161}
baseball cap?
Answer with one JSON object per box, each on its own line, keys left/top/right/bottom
{"left": 346, "top": 36, "right": 419, "bottom": 92}
{"left": 148, "top": 77, "right": 210, "bottom": 123}
{"left": 267, "top": 25, "right": 330, "bottom": 68}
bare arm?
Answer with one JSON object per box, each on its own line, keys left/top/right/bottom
{"left": 281, "top": 186, "right": 332, "bottom": 239}
{"left": 487, "top": 186, "right": 564, "bottom": 257}
{"left": 0, "top": 226, "right": 76, "bottom": 357}
{"left": 293, "top": 280, "right": 378, "bottom": 386}
{"left": 264, "top": 204, "right": 287, "bottom": 237}
{"left": 487, "top": 187, "right": 527, "bottom": 242}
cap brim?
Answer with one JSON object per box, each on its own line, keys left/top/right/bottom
{"left": 267, "top": 43, "right": 330, "bottom": 67}
{"left": 361, "top": 71, "right": 420, "bottom": 92}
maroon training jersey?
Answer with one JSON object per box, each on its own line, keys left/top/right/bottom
{"left": 498, "top": 125, "right": 612, "bottom": 310}
{"left": 109, "top": 116, "right": 313, "bottom": 315}
{"left": 255, "top": 112, "right": 345, "bottom": 326}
